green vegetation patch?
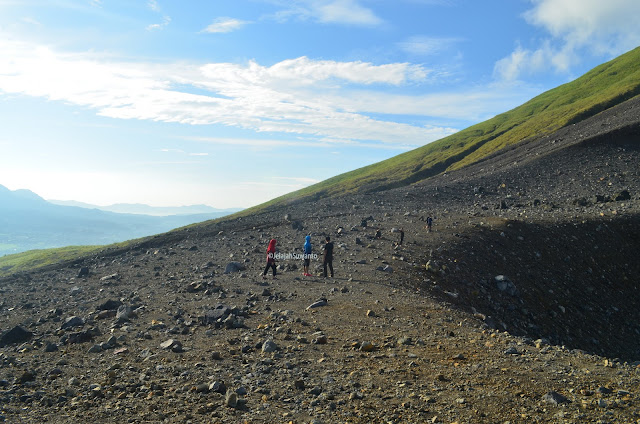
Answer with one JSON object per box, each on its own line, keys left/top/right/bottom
{"left": 0, "top": 245, "right": 104, "bottom": 277}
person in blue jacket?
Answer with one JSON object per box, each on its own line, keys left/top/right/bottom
{"left": 303, "top": 235, "right": 312, "bottom": 276}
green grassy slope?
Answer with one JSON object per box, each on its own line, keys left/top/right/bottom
{"left": 244, "top": 46, "right": 640, "bottom": 213}
{"left": 0, "top": 245, "right": 103, "bottom": 276}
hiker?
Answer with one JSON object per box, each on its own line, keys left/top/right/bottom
{"left": 399, "top": 228, "right": 404, "bottom": 245}
{"left": 322, "top": 236, "right": 334, "bottom": 278}
{"left": 375, "top": 228, "right": 382, "bottom": 239}
{"left": 303, "top": 235, "right": 312, "bottom": 276}
{"left": 426, "top": 216, "right": 433, "bottom": 233}
{"left": 262, "top": 239, "right": 277, "bottom": 279}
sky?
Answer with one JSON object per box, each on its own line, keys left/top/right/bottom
{"left": 1, "top": 0, "right": 639, "bottom": 209}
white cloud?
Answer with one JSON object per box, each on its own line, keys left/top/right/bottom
{"left": 524, "top": 0, "right": 640, "bottom": 51}
{"left": 495, "top": 0, "right": 640, "bottom": 81}
{"left": 0, "top": 39, "right": 493, "bottom": 147}
{"left": 398, "top": 36, "right": 463, "bottom": 56}
{"left": 146, "top": 15, "right": 171, "bottom": 31}
{"left": 315, "top": 0, "right": 382, "bottom": 26}
{"left": 202, "top": 17, "right": 249, "bottom": 33}
{"left": 269, "top": 0, "right": 383, "bottom": 26}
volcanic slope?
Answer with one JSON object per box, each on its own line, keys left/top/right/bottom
{"left": 250, "top": 45, "right": 640, "bottom": 209}
{"left": 0, "top": 98, "right": 639, "bottom": 423}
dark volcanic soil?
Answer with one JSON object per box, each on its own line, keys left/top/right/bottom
{"left": 1, "top": 96, "right": 639, "bottom": 423}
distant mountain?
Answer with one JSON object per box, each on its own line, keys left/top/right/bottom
{"left": 0, "top": 185, "right": 241, "bottom": 256}
{"left": 48, "top": 200, "right": 241, "bottom": 216}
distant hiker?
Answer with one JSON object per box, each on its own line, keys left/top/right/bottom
{"left": 399, "top": 228, "right": 404, "bottom": 245}
{"left": 262, "top": 239, "right": 277, "bottom": 279}
{"left": 303, "top": 235, "right": 312, "bottom": 277}
{"left": 426, "top": 216, "right": 433, "bottom": 233}
{"left": 323, "top": 236, "right": 334, "bottom": 278}
{"left": 375, "top": 228, "right": 382, "bottom": 239}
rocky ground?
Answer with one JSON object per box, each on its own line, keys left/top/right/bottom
{"left": 1, "top": 97, "right": 639, "bottom": 423}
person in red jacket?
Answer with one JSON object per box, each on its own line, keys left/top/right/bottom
{"left": 262, "top": 239, "right": 277, "bottom": 279}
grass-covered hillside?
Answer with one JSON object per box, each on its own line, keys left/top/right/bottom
{"left": 247, "top": 46, "right": 640, "bottom": 213}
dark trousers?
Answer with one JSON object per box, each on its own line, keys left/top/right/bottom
{"left": 263, "top": 261, "right": 276, "bottom": 276}
{"left": 323, "top": 260, "right": 333, "bottom": 277}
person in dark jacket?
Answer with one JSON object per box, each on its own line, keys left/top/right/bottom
{"left": 262, "top": 239, "right": 277, "bottom": 279}
{"left": 323, "top": 236, "right": 334, "bottom": 278}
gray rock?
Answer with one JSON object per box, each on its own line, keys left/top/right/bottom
{"left": 306, "top": 298, "right": 328, "bottom": 309}
{"left": 194, "top": 383, "right": 209, "bottom": 393}
{"left": 543, "top": 391, "right": 569, "bottom": 405}
{"left": 201, "top": 304, "right": 232, "bottom": 324}
{"left": 309, "top": 386, "right": 323, "bottom": 396}
{"left": 376, "top": 265, "right": 393, "bottom": 273}
{"left": 495, "top": 275, "right": 518, "bottom": 296}
{"left": 0, "top": 326, "right": 33, "bottom": 347}
{"left": 97, "top": 299, "right": 123, "bottom": 311}
{"left": 115, "top": 305, "right": 134, "bottom": 323}
{"left": 88, "top": 344, "right": 102, "bottom": 353}
{"left": 225, "top": 391, "right": 238, "bottom": 408}
{"left": 61, "top": 316, "right": 85, "bottom": 330}
{"left": 44, "top": 342, "right": 58, "bottom": 352}
{"left": 261, "top": 339, "right": 278, "bottom": 353}
{"left": 224, "top": 261, "right": 246, "bottom": 274}
{"left": 209, "top": 381, "right": 227, "bottom": 394}
{"left": 160, "top": 339, "right": 183, "bottom": 352}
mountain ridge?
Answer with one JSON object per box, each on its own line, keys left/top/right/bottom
{"left": 0, "top": 185, "right": 239, "bottom": 256}
{"left": 47, "top": 199, "right": 241, "bottom": 217}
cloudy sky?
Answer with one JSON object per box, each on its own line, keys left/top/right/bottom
{"left": 1, "top": 0, "right": 639, "bottom": 208}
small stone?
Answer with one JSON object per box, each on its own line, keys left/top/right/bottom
{"left": 160, "top": 339, "right": 183, "bottom": 352}
{"left": 309, "top": 386, "right": 323, "bottom": 396}
{"left": 261, "top": 339, "right": 278, "bottom": 353}
{"left": 360, "top": 341, "right": 375, "bottom": 352}
{"left": 349, "top": 391, "right": 364, "bottom": 400}
{"left": 194, "top": 383, "right": 209, "bottom": 393}
{"left": 225, "top": 391, "right": 238, "bottom": 408}
{"left": 313, "top": 334, "right": 328, "bottom": 344}
{"left": 210, "top": 381, "right": 227, "bottom": 394}
{"left": 88, "top": 344, "right": 102, "bottom": 353}
{"left": 543, "top": 391, "right": 569, "bottom": 405}
{"left": 61, "top": 316, "right": 85, "bottom": 330}
{"left": 224, "top": 261, "right": 246, "bottom": 274}
{"left": 306, "top": 298, "right": 328, "bottom": 309}
{"left": 398, "top": 337, "right": 412, "bottom": 346}
{"left": 44, "top": 342, "right": 59, "bottom": 352}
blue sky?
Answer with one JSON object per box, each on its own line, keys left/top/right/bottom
{"left": 1, "top": 0, "right": 639, "bottom": 208}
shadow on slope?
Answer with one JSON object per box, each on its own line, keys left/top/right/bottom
{"left": 416, "top": 214, "right": 640, "bottom": 362}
